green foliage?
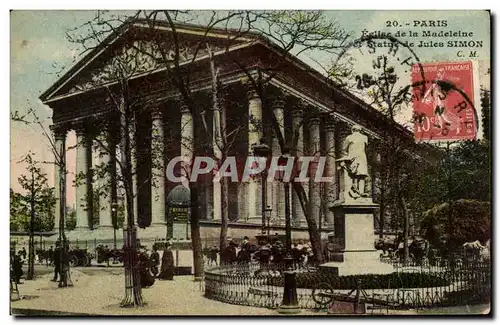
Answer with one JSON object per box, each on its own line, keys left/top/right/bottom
{"left": 268, "top": 271, "right": 451, "bottom": 289}
{"left": 10, "top": 153, "right": 56, "bottom": 232}
{"left": 409, "top": 140, "right": 491, "bottom": 219}
{"left": 66, "top": 209, "right": 76, "bottom": 231}
{"left": 114, "top": 199, "right": 125, "bottom": 229}
{"left": 10, "top": 189, "right": 29, "bottom": 231}
{"left": 420, "top": 199, "right": 491, "bottom": 247}
{"left": 481, "top": 88, "right": 490, "bottom": 143}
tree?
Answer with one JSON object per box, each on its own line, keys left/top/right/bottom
{"left": 65, "top": 12, "right": 166, "bottom": 306}
{"left": 10, "top": 189, "right": 29, "bottom": 232}
{"left": 14, "top": 152, "right": 55, "bottom": 279}
{"left": 66, "top": 209, "right": 77, "bottom": 231}
{"left": 420, "top": 200, "right": 491, "bottom": 251}
{"left": 64, "top": 10, "right": 351, "bottom": 270}
{"left": 220, "top": 11, "right": 350, "bottom": 263}
{"left": 12, "top": 104, "right": 72, "bottom": 287}
{"left": 405, "top": 89, "right": 491, "bottom": 229}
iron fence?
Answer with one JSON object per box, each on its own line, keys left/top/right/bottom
{"left": 204, "top": 259, "right": 491, "bottom": 311}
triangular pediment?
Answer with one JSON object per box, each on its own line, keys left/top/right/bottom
{"left": 40, "top": 20, "right": 254, "bottom": 103}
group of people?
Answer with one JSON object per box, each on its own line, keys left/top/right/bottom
{"left": 137, "top": 242, "right": 175, "bottom": 288}
{"left": 10, "top": 248, "right": 24, "bottom": 284}
{"left": 214, "top": 236, "right": 317, "bottom": 268}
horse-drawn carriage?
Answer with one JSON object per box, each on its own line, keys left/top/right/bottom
{"left": 68, "top": 248, "right": 93, "bottom": 267}
{"left": 95, "top": 245, "right": 124, "bottom": 265}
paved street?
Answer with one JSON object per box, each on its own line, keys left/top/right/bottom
{"left": 11, "top": 267, "right": 278, "bottom": 315}
{"left": 10, "top": 266, "right": 490, "bottom": 316}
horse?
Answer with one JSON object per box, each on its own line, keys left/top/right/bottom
{"left": 35, "top": 248, "right": 52, "bottom": 265}
{"left": 463, "top": 240, "right": 490, "bottom": 262}
{"left": 408, "top": 237, "right": 429, "bottom": 265}
{"left": 95, "top": 245, "right": 124, "bottom": 266}
{"left": 375, "top": 235, "right": 402, "bottom": 258}
{"left": 203, "top": 246, "right": 219, "bottom": 266}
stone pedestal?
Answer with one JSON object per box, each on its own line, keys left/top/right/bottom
{"left": 322, "top": 201, "right": 393, "bottom": 276}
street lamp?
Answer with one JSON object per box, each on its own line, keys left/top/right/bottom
{"left": 276, "top": 147, "right": 300, "bottom": 315}
{"left": 276, "top": 148, "right": 292, "bottom": 256}
{"left": 265, "top": 206, "right": 273, "bottom": 237}
{"left": 111, "top": 201, "right": 118, "bottom": 250}
{"left": 252, "top": 138, "right": 271, "bottom": 235}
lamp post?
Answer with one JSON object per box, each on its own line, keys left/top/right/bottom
{"left": 252, "top": 138, "right": 271, "bottom": 235}
{"left": 277, "top": 147, "right": 300, "bottom": 314}
{"left": 111, "top": 202, "right": 117, "bottom": 250}
{"left": 265, "top": 206, "right": 272, "bottom": 238}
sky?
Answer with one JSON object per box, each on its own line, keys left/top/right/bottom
{"left": 10, "top": 10, "right": 491, "bottom": 206}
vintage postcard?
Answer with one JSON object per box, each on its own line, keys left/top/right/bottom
{"left": 9, "top": 10, "right": 491, "bottom": 316}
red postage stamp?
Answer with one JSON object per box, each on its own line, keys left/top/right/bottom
{"left": 412, "top": 61, "right": 477, "bottom": 141}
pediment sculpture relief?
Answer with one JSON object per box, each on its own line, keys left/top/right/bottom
{"left": 66, "top": 37, "right": 226, "bottom": 95}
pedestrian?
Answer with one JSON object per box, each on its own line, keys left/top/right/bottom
{"left": 52, "top": 241, "right": 61, "bottom": 282}
{"left": 158, "top": 242, "right": 175, "bottom": 280}
{"left": 21, "top": 247, "right": 27, "bottom": 260}
{"left": 47, "top": 246, "right": 53, "bottom": 266}
{"left": 139, "top": 250, "right": 155, "bottom": 288}
{"left": 150, "top": 246, "right": 160, "bottom": 277}
{"left": 11, "top": 250, "right": 23, "bottom": 284}
{"left": 221, "top": 240, "right": 237, "bottom": 265}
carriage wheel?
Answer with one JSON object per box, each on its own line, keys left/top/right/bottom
{"left": 312, "top": 282, "right": 335, "bottom": 306}
{"left": 82, "top": 256, "right": 90, "bottom": 267}
{"left": 70, "top": 256, "right": 78, "bottom": 267}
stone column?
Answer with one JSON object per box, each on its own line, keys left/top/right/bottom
{"left": 308, "top": 114, "right": 321, "bottom": 225}
{"left": 323, "top": 116, "right": 336, "bottom": 228}
{"left": 98, "top": 128, "right": 114, "bottom": 229}
{"left": 52, "top": 128, "right": 66, "bottom": 232}
{"left": 74, "top": 125, "right": 91, "bottom": 230}
{"left": 291, "top": 106, "right": 305, "bottom": 227}
{"left": 271, "top": 98, "right": 285, "bottom": 224}
{"left": 247, "top": 87, "right": 263, "bottom": 220}
{"left": 181, "top": 104, "right": 194, "bottom": 181}
{"left": 151, "top": 110, "right": 166, "bottom": 226}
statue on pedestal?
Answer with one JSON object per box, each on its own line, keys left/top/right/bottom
{"left": 337, "top": 124, "right": 370, "bottom": 201}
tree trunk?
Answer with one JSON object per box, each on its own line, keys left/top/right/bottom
{"left": 379, "top": 186, "right": 385, "bottom": 239}
{"left": 58, "top": 138, "right": 70, "bottom": 288}
{"left": 189, "top": 184, "right": 204, "bottom": 280}
{"left": 27, "top": 179, "right": 35, "bottom": 280}
{"left": 119, "top": 94, "right": 143, "bottom": 307}
{"left": 265, "top": 95, "right": 323, "bottom": 263}
{"left": 400, "top": 190, "right": 409, "bottom": 265}
{"left": 292, "top": 182, "right": 323, "bottom": 264}
{"left": 207, "top": 44, "right": 228, "bottom": 253}
{"left": 219, "top": 176, "right": 229, "bottom": 253}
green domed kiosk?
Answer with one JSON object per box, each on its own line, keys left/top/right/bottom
{"left": 166, "top": 185, "right": 191, "bottom": 240}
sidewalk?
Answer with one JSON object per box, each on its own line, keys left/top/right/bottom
{"left": 10, "top": 269, "right": 490, "bottom": 316}
{"left": 11, "top": 270, "right": 278, "bottom": 316}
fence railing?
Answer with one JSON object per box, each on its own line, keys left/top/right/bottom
{"left": 204, "top": 259, "right": 491, "bottom": 311}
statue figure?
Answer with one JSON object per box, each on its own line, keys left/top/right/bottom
{"left": 337, "top": 124, "right": 370, "bottom": 200}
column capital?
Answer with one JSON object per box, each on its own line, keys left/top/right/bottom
{"left": 247, "top": 86, "right": 260, "bottom": 101}
{"left": 292, "top": 106, "right": 304, "bottom": 119}
{"left": 151, "top": 109, "right": 163, "bottom": 120}
{"left": 72, "top": 120, "right": 88, "bottom": 136}
{"left": 50, "top": 124, "right": 67, "bottom": 140}
{"left": 272, "top": 98, "right": 285, "bottom": 111}
{"left": 324, "top": 115, "right": 336, "bottom": 132}
{"left": 180, "top": 103, "right": 191, "bottom": 115}
{"left": 307, "top": 114, "right": 321, "bottom": 127}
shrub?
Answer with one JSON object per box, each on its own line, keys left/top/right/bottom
{"left": 420, "top": 199, "right": 491, "bottom": 248}
{"left": 268, "top": 271, "right": 451, "bottom": 289}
